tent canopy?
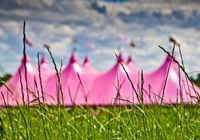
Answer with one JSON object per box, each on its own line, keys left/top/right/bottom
{"left": 0, "top": 53, "right": 199, "bottom": 106}
{"left": 0, "top": 55, "right": 38, "bottom": 106}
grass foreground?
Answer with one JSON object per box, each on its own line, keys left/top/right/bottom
{"left": 0, "top": 104, "right": 200, "bottom": 139}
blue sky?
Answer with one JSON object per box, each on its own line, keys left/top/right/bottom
{"left": 0, "top": 0, "right": 200, "bottom": 78}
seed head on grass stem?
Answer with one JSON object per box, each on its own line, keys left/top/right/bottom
{"left": 44, "top": 44, "right": 64, "bottom": 105}
{"left": 158, "top": 45, "right": 199, "bottom": 101}
{"left": 22, "top": 20, "right": 29, "bottom": 104}
{"left": 37, "top": 52, "right": 45, "bottom": 103}
{"left": 115, "top": 53, "right": 140, "bottom": 104}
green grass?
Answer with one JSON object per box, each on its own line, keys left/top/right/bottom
{"left": 0, "top": 104, "right": 200, "bottom": 139}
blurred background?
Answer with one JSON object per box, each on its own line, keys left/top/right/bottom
{"left": 0, "top": 0, "right": 200, "bottom": 81}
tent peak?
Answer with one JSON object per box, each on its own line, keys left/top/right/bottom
{"left": 40, "top": 56, "right": 47, "bottom": 64}
{"left": 127, "top": 56, "right": 134, "bottom": 64}
{"left": 165, "top": 54, "right": 177, "bottom": 62}
{"left": 83, "top": 56, "right": 90, "bottom": 64}
{"left": 117, "top": 53, "right": 124, "bottom": 62}
{"left": 21, "top": 55, "right": 30, "bottom": 63}
{"left": 69, "top": 53, "right": 77, "bottom": 63}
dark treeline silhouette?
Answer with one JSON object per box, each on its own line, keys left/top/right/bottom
{"left": 0, "top": 73, "right": 12, "bottom": 86}
{"left": 190, "top": 74, "right": 200, "bottom": 87}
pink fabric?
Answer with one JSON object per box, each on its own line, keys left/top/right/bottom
{"left": 143, "top": 55, "right": 199, "bottom": 104}
{"left": 126, "top": 55, "right": 142, "bottom": 104}
{"left": 0, "top": 53, "right": 199, "bottom": 106}
{"left": 142, "top": 55, "right": 171, "bottom": 104}
{"left": 127, "top": 56, "right": 138, "bottom": 71}
{"left": 39, "top": 57, "right": 54, "bottom": 75}
{"left": 88, "top": 53, "right": 140, "bottom": 105}
{"left": 44, "top": 54, "right": 96, "bottom": 106}
{"left": 34, "top": 56, "right": 55, "bottom": 103}
{"left": 82, "top": 56, "right": 99, "bottom": 75}
{"left": 160, "top": 56, "right": 198, "bottom": 104}
{"left": 0, "top": 55, "right": 37, "bottom": 106}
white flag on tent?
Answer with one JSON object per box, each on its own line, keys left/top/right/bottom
{"left": 119, "top": 36, "right": 131, "bottom": 44}
{"left": 86, "top": 42, "right": 95, "bottom": 49}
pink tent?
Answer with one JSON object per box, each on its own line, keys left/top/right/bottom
{"left": 35, "top": 56, "right": 55, "bottom": 103}
{"left": 82, "top": 56, "right": 99, "bottom": 75}
{"left": 44, "top": 54, "right": 96, "bottom": 106}
{"left": 36, "top": 56, "right": 54, "bottom": 84}
{"left": 160, "top": 56, "right": 199, "bottom": 104}
{"left": 127, "top": 56, "right": 138, "bottom": 72}
{"left": 126, "top": 55, "right": 143, "bottom": 103}
{"left": 143, "top": 55, "right": 199, "bottom": 104}
{"left": 1, "top": 53, "right": 198, "bottom": 106}
{"left": 88, "top": 53, "right": 140, "bottom": 106}
{"left": 142, "top": 56, "right": 170, "bottom": 104}
{"left": 39, "top": 56, "right": 54, "bottom": 75}
{"left": 0, "top": 55, "right": 38, "bottom": 106}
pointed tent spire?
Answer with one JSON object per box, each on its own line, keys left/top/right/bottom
{"left": 142, "top": 54, "right": 172, "bottom": 104}
{"left": 0, "top": 54, "right": 37, "bottom": 106}
{"left": 117, "top": 53, "right": 124, "bottom": 63}
{"left": 160, "top": 55, "right": 198, "bottom": 104}
{"left": 21, "top": 54, "right": 30, "bottom": 63}
{"left": 43, "top": 53, "right": 96, "bottom": 106}
{"left": 82, "top": 55, "right": 99, "bottom": 75}
{"left": 39, "top": 56, "right": 54, "bottom": 74}
{"left": 69, "top": 53, "right": 77, "bottom": 63}
{"left": 143, "top": 54, "right": 199, "bottom": 105}
{"left": 127, "top": 56, "right": 134, "bottom": 64}
{"left": 40, "top": 56, "right": 47, "bottom": 64}
{"left": 88, "top": 53, "right": 139, "bottom": 106}
{"left": 83, "top": 55, "right": 90, "bottom": 65}
{"left": 126, "top": 56, "right": 138, "bottom": 70}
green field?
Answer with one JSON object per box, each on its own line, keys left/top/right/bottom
{"left": 0, "top": 104, "right": 200, "bottom": 139}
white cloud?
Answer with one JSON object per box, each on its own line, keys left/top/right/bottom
{"left": 0, "top": 0, "right": 200, "bottom": 77}
{"left": 3, "top": 61, "right": 21, "bottom": 75}
{"left": 1, "top": 21, "right": 22, "bottom": 35}
{"left": 50, "top": 25, "right": 76, "bottom": 36}
{"left": 0, "top": 51, "right": 23, "bottom": 74}
{"left": 16, "top": 0, "right": 45, "bottom": 9}
{"left": 50, "top": 38, "right": 71, "bottom": 56}
{"left": 0, "top": 28, "right": 6, "bottom": 39}
{"left": 93, "top": 47, "right": 118, "bottom": 56}
{"left": 0, "top": 43, "right": 9, "bottom": 50}
{"left": 27, "top": 22, "right": 76, "bottom": 38}
{"left": 42, "top": 0, "right": 54, "bottom": 6}
{"left": 13, "top": 9, "right": 32, "bottom": 17}
{"left": 99, "top": 1, "right": 200, "bottom": 17}
{"left": 97, "top": 59, "right": 116, "bottom": 72}
{"left": 0, "top": 28, "right": 3, "bottom": 36}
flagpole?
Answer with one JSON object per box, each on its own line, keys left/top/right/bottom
{"left": 72, "top": 47, "right": 76, "bottom": 54}
{"left": 117, "top": 46, "right": 121, "bottom": 54}
{"left": 85, "top": 41, "right": 89, "bottom": 57}
{"left": 72, "top": 37, "right": 78, "bottom": 55}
